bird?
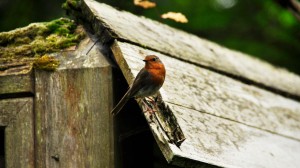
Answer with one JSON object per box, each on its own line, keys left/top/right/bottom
{"left": 111, "top": 55, "right": 166, "bottom": 116}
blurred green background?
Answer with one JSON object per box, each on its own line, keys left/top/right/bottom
{"left": 1, "top": 0, "right": 299, "bottom": 74}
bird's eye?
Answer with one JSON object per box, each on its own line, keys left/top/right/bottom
{"left": 152, "top": 57, "right": 157, "bottom": 61}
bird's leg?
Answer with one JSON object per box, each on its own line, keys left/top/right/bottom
{"left": 147, "top": 94, "right": 161, "bottom": 107}
{"left": 143, "top": 97, "right": 158, "bottom": 113}
{"left": 137, "top": 98, "right": 151, "bottom": 112}
{"left": 138, "top": 98, "right": 156, "bottom": 114}
{"left": 146, "top": 96, "right": 157, "bottom": 103}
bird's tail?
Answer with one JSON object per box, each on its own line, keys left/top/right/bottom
{"left": 111, "top": 93, "right": 130, "bottom": 116}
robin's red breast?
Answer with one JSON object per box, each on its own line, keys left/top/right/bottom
{"left": 111, "top": 55, "right": 166, "bottom": 116}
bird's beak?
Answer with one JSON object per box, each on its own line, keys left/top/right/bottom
{"left": 143, "top": 59, "right": 147, "bottom": 62}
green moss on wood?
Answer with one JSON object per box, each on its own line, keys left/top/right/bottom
{"left": 0, "top": 18, "right": 85, "bottom": 57}
{"left": 33, "top": 55, "right": 60, "bottom": 71}
{"left": 0, "top": 18, "right": 85, "bottom": 71}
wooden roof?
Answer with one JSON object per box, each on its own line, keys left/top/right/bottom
{"left": 79, "top": 1, "right": 300, "bottom": 167}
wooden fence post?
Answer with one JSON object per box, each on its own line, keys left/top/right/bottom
{"left": 34, "top": 45, "right": 114, "bottom": 167}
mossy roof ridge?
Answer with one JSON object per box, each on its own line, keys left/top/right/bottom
{"left": 0, "top": 18, "right": 85, "bottom": 61}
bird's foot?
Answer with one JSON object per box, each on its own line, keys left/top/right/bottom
{"left": 141, "top": 97, "right": 158, "bottom": 113}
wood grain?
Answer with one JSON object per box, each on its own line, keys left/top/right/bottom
{"left": 34, "top": 37, "right": 114, "bottom": 168}
{"left": 111, "top": 41, "right": 300, "bottom": 168}
{"left": 0, "top": 98, "right": 34, "bottom": 168}
{"left": 112, "top": 42, "right": 186, "bottom": 148}
{"left": 0, "top": 72, "right": 33, "bottom": 95}
{"left": 170, "top": 104, "right": 300, "bottom": 168}
{"left": 81, "top": 0, "right": 300, "bottom": 99}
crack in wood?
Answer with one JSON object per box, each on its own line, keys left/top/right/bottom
{"left": 165, "top": 101, "right": 300, "bottom": 142}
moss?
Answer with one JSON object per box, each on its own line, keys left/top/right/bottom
{"left": 0, "top": 18, "right": 85, "bottom": 71}
{"left": 33, "top": 55, "right": 60, "bottom": 71}
{"left": 46, "top": 18, "right": 77, "bottom": 36}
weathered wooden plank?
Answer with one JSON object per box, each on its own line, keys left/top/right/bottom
{"left": 112, "top": 41, "right": 300, "bottom": 141}
{"left": 169, "top": 104, "right": 300, "bottom": 168}
{"left": 81, "top": 0, "right": 300, "bottom": 98}
{"left": 35, "top": 37, "right": 114, "bottom": 168}
{"left": 0, "top": 61, "right": 32, "bottom": 76}
{"left": 0, "top": 46, "right": 34, "bottom": 96}
{"left": 0, "top": 72, "right": 33, "bottom": 95}
{"left": 111, "top": 41, "right": 186, "bottom": 147}
{"left": 111, "top": 41, "right": 300, "bottom": 167}
{"left": 0, "top": 98, "right": 34, "bottom": 168}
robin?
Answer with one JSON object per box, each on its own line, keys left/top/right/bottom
{"left": 111, "top": 55, "right": 166, "bottom": 116}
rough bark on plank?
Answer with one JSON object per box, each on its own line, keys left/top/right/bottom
{"left": 0, "top": 98, "right": 34, "bottom": 168}
{"left": 34, "top": 36, "right": 114, "bottom": 168}
{"left": 111, "top": 41, "right": 300, "bottom": 167}
{"left": 80, "top": 0, "right": 300, "bottom": 99}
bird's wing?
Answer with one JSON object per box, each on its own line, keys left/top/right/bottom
{"left": 111, "top": 68, "right": 150, "bottom": 115}
{"left": 127, "top": 68, "right": 150, "bottom": 97}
